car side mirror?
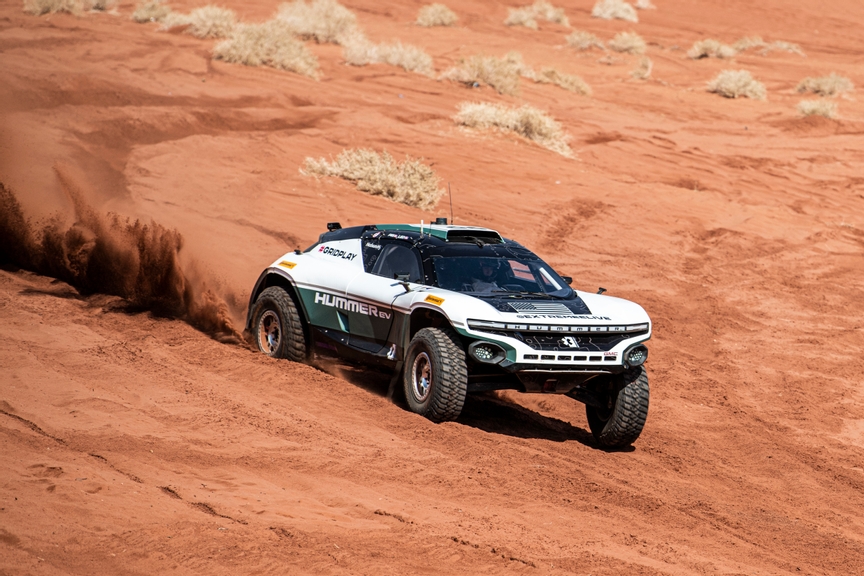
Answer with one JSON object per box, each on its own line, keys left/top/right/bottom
{"left": 561, "top": 276, "right": 573, "bottom": 285}
{"left": 394, "top": 273, "right": 412, "bottom": 293}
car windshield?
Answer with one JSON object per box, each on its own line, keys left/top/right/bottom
{"left": 432, "top": 256, "right": 572, "bottom": 297}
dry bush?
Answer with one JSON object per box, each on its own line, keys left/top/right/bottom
{"left": 796, "top": 73, "right": 854, "bottom": 97}
{"left": 454, "top": 102, "right": 571, "bottom": 157}
{"left": 441, "top": 52, "right": 526, "bottom": 95}
{"left": 277, "top": 0, "right": 357, "bottom": 44}
{"left": 733, "top": 36, "right": 804, "bottom": 56}
{"left": 416, "top": 3, "right": 457, "bottom": 27}
{"left": 592, "top": 0, "right": 637, "bottom": 23}
{"left": 566, "top": 30, "right": 604, "bottom": 51}
{"left": 24, "top": 0, "right": 112, "bottom": 15}
{"left": 707, "top": 70, "right": 766, "bottom": 100}
{"left": 634, "top": 0, "right": 655, "bottom": 8}
{"left": 530, "top": 67, "right": 591, "bottom": 95}
{"left": 797, "top": 99, "right": 837, "bottom": 118}
{"left": 505, "top": 1, "right": 569, "bottom": 30}
{"left": 162, "top": 6, "right": 236, "bottom": 38}
{"left": 213, "top": 20, "right": 319, "bottom": 78}
{"left": 687, "top": 39, "right": 736, "bottom": 59}
{"left": 342, "top": 37, "right": 434, "bottom": 75}
{"left": 302, "top": 150, "right": 443, "bottom": 210}
{"left": 608, "top": 31, "right": 646, "bottom": 54}
{"left": 132, "top": 0, "right": 170, "bottom": 22}
{"left": 631, "top": 56, "right": 652, "bottom": 79}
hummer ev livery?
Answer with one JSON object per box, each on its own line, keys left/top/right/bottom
{"left": 246, "top": 221, "right": 651, "bottom": 447}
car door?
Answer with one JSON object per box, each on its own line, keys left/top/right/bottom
{"left": 345, "top": 239, "right": 424, "bottom": 357}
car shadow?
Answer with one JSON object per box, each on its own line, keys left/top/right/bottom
{"left": 327, "top": 361, "right": 627, "bottom": 449}
{"left": 457, "top": 393, "right": 606, "bottom": 447}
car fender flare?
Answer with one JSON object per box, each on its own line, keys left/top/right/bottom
{"left": 245, "top": 267, "right": 301, "bottom": 332}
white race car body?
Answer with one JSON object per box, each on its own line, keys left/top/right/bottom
{"left": 246, "top": 223, "right": 651, "bottom": 397}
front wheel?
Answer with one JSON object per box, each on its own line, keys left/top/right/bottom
{"left": 251, "top": 286, "right": 307, "bottom": 361}
{"left": 586, "top": 367, "right": 649, "bottom": 448}
{"left": 403, "top": 327, "right": 468, "bottom": 422}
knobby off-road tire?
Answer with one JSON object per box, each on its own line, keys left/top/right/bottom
{"left": 252, "top": 286, "right": 307, "bottom": 362}
{"left": 403, "top": 327, "right": 468, "bottom": 423}
{"left": 586, "top": 366, "right": 649, "bottom": 448}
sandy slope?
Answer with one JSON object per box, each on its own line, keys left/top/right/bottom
{"left": 2, "top": 0, "right": 864, "bottom": 574}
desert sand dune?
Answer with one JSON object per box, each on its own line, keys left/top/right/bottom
{"left": 1, "top": 0, "right": 863, "bottom": 574}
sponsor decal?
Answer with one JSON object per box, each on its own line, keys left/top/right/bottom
{"left": 278, "top": 260, "right": 297, "bottom": 269}
{"left": 515, "top": 314, "right": 611, "bottom": 320}
{"left": 604, "top": 352, "right": 617, "bottom": 356}
{"left": 424, "top": 294, "right": 445, "bottom": 306}
{"left": 314, "top": 292, "right": 391, "bottom": 319}
{"left": 559, "top": 336, "right": 580, "bottom": 349}
{"left": 318, "top": 245, "right": 358, "bottom": 261}
{"left": 384, "top": 233, "right": 411, "bottom": 240}
{"left": 366, "top": 243, "right": 382, "bottom": 250}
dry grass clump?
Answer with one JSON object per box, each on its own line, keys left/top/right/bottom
{"left": 343, "top": 38, "right": 434, "bottom": 75}
{"left": 566, "top": 30, "right": 604, "bottom": 51}
{"left": 505, "top": 1, "right": 569, "bottom": 30}
{"left": 797, "top": 99, "right": 837, "bottom": 119}
{"left": 132, "top": 0, "right": 170, "bottom": 22}
{"left": 687, "top": 39, "right": 736, "bottom": 59}
{"left": 441, "top": 52, "right": 526, "bottom": 96}
{"left": 527, "top": 68, "right": 591, "bottom": 95}
{"left": 634, "top": 0, "right": 655, "bottom": 8}
{"left": 162, "top": 6, "right": 236, "bottom": 38}
{"left": 302, "top": 150, "right": 443, "bottom": 209}
{"left": 631, "top": 56, "right": 652, "bottom": 79}
{"left": 707, "top": 70, "right": 766, "bottom": 100}
{"left": 454, "top": 102, "right": 571, "bottom": 157}
{"left": 416, "top": 3, "right": 457, "bottom": 27}
{"left": 733, "top": 36, "right": 805, "bottom": 56}
{"left": 608, "top": 31, "right": 646, "bottom": 54}
{"left": 796, "top": 73, "right": 853, "bottom": 97}
{"left": 24, "top": 0, "right": 112, "bottom": 15}
{"left": 276, "top": 0, "right": 357, "bottom": 44}
{"left": 213, "top": 20, "right": 319, "bottom": 78}
{"left": 592, "top": 0, "right": 637, "bottom": 23}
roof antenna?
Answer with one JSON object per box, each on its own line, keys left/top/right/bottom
{"left": 420, "top": 219, "right": 424, "bottom": 236}
{"left": 448, "top": 182, "right": 454, "bottom": 224}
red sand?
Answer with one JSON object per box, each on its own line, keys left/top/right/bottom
{"left": 2, "top": 1, "right": 864, "bottom": 574}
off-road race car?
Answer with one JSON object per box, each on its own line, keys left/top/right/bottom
{"left": 246, "top": 221, "right": 651, "bottom": 447}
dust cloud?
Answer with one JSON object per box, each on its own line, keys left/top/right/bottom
{"left": 0, "top": 179, "right": 243, "bottom": 340}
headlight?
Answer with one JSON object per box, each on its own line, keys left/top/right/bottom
{"left": 625, "top": 345, "right": 648, "bottom": 367}
{"left": 468, "top": 341, "right": 506, "bottom": 364}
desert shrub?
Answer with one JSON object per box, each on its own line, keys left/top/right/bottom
{"left": 24, "top": 0, "right": 112, "bottom": 15}
{"left": 797, "top": 99, "right": 837, "bottom": 118}
{"left": 591, "top": 0, "right": 637, "bottom": 23}
{"left": 342, "top": 37, "right": 434, "bottom": 75}
{"left": 631, "top": 56, "right": 652, "bottom": 79}
{"left": 441, "top": 52, "right": 526, "bottom": 95}
{"left": 416, "top": 3, "right": 457, "bottom": 27}
{"left": 733, "top": 36, "right": 804, "bottom": 56}
{"left": 162, "top": 6, "right": 236, "bottom": 38}
{"left": 608, "top": 31, "right": 645, "bottom": 54}
{"left": 566, "top": 30, "right": 604, "bottom": 51}
{"left": 302, "top": 149, "right": 443, "bottom": 209}
{"left": 707, "top": 70, "right": 766, "bottom": 100}
{"left": 132, "top": 0, "right": 170, "bottom": 22}
{"left": 634, "top": 0, "right": 655, "bottom": 8}
{"left": 454, "top": 102, "right": 571, "bottom": 157}
{"left": 530, "top": 67, "right": 591, "bottom": 95}
{"left": 276, "top": 0, "right": 357, "bottom": 44}
{"left": 687, "top": 39, "right": 736, "bottom": 59}
{"left": 213, "top": 20, "right": 319, "bottom": 77}
{"left": 505, "top": 1, "right": 569, "bottom": 30}
{"left": 796, "top": 73, "right": 854, "bottom": 97}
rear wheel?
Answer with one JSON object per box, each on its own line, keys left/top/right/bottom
{"left": 586, "top": 367, "right": 649, "bottom": 448}
{"left": 403, "top": 327, "right": 467, "bottom": 422}
{"left": 252, "top": 286, "right": 307, "bottom": 361}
